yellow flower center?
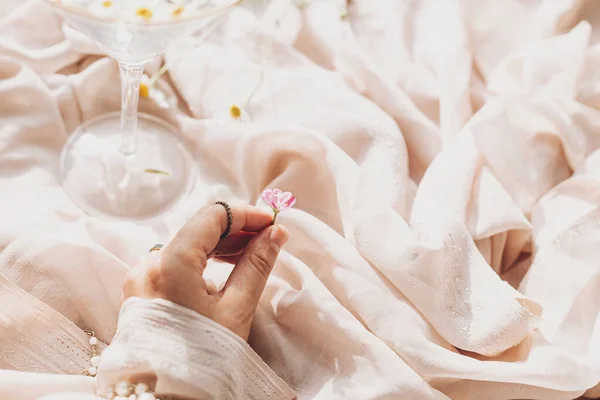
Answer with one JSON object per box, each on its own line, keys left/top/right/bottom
{"left": 136, "top": 7, "right": 153, "bottom": 20}
{"left": 139, "top": 83, "right": 149, "bottom": 98}
{"left": 172, "top": 6, "right": 184, "bottom": 16}
{"left": 229, "top": 105, "right": 241, "bottom": 119}
{"left": 102, "top": 1, "right": 112, "bottom": 7}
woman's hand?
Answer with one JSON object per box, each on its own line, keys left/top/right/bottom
{"left": 123, "top": 203, "right": 289, "bottom": 341}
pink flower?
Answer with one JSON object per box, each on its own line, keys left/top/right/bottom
{"left": 261, "top": 188, "right": 295, "bottom": 223}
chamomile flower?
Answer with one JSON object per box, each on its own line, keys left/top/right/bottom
{"left": 139, "top": 74, "right": 169, "bottom": 109}
{"left": 227, "top": 104, "right": 252, "bottom": 123}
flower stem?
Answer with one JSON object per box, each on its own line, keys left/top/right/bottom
{"left": 244, "top": 61, "right": 268, "bottom": 111}
{"left": 271, "top": 211, "right": 279, "bottom": 225}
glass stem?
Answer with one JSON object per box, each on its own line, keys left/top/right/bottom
{"left": 118, "top": 62, "right": 145, "bottom": 156}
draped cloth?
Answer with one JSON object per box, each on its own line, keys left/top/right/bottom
{"left": 1, "top": 0, "right": 600, "bottom": 399}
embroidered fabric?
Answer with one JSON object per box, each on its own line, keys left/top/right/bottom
{"left": 97, "top": 297, "right": 296, "bottom": 400}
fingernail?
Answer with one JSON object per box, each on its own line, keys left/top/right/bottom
{"left": 270, "top": 226, "right": 289, "bottom": 249}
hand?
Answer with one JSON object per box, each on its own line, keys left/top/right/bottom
{"left": 123, "top": 203, "right": 290, "bottom": 340}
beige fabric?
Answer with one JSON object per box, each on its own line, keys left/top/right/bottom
{"left": 1, "top": 0, "right": 600, "bottom": 399}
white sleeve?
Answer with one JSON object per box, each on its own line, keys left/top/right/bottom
{"left": 95, "top": 297, "right": 296, "bottom": 400}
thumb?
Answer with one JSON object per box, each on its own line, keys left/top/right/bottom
{"left": 221, "top": 225, "right": 289, "bottom": 307}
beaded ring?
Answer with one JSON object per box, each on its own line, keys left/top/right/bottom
{"left": 214, "top": 201, "right": 232, "bottom": 240}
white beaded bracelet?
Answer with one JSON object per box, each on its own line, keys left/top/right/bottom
{"left": 82, "top": 330, "right": 163, "bottom": 400}
{"left": 101, "top": 381, "right": 161, "bottom": 400}
{"left": 82, "top": 330, "right": 100, "bottom": 377}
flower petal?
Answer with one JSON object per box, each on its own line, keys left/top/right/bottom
{"left": 282, "top": 196, "right": 296, "bottom": 209}
{"left": 260, "top": 189, "right": 271, "bottom": 202}
{"left": 261, "top": 189, "right": 278, "bottom": 210}
{"left": 261, "top": 188, "right": 296, "bottom": 213}
{"left": 280, "top": 191, "right": 293, "bottom": 205}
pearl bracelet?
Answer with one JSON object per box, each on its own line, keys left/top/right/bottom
{"left": 101, "top": 381, "right": 161, "bottom": 400}
{"left": 83, "top": 330, "right": 100, "bottom": 377}
{"left": 82, "top": 330, "right": 162, "bottom": 400}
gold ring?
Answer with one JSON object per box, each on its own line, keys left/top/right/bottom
{"left": 149, "top": 244, "right": 164, "bottom": 253}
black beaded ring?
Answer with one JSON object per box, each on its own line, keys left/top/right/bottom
{"left": 215, "top": 201, "right": 233, "bottom": 240}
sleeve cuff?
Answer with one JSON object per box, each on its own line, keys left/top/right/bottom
{"left": 97, "top": 297, "right": 295, "bottom": 400}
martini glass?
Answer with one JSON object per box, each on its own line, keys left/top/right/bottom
{"left": 46, "top": 0, "right": 239, "bottom": 221}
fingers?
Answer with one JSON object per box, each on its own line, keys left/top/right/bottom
{"left": 213, "top": 254, "right": 243, "bottom": 265}
{"left": 164, "top": 204, "right": 273, "bottom": 272}
{"left": 214, "top": 231, "right": 256, "bottom": 256}
{"left": 206, "top": 279, "right": 219, "bottom": 295}
{"left": 123, "top": 250, "right": 161, "bottom": 295}
{"left": 221, "top": 225, "right": 289, "bottom": 308}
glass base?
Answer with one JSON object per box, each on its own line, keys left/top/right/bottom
{"left": 60, "top": 112, "right": 195, "bottom": 221}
